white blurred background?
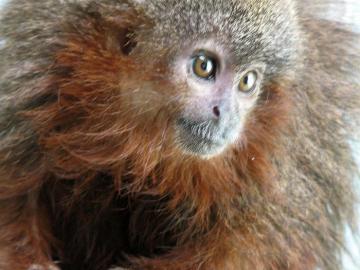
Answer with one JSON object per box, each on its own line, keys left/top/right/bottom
{"left": 0, "top": 0, "right": 359, "bottom": 269}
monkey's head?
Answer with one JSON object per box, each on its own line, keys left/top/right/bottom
{"left": 36, "top": 0, "right": 303, "bottom": 174}
{"left": 127, "top": 0, "right": 302, "bottom": 157}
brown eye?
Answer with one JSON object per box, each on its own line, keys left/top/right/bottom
{"left": 239, "top": 71, "right": 258, "bottom": 93}
{"left": 192, "top": 54, "right": 217, "bottom": 80}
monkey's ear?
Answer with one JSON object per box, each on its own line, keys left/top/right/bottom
{"left": 76, "top": 2, "right": 146, "bottom": 57}
{"left": 103, "top": 6, "right": 149, "bottom": 56}
{"left": 116, "top": 27, "right": 137, "bottom": 56}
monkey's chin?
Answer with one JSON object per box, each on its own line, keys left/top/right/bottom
{"left": 176, "top": 135, "right": 228, "bottom": 159}
{"left": 175, "top": 122, "right": 233, "bottom": 159}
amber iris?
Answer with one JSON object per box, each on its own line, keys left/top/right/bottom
{"left": 192, "top": 54, "right": 217, "bottom": 80}
{"left": 239, "top": 71, "right": 257, "bottom": 93}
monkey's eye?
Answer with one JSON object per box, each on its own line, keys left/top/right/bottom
{"left": 239, "top": 71, "right": 258, "bottom": 93}
{"left": 192, "top": 54, "right": 217, "bottom": 80}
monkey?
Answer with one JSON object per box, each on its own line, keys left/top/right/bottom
{"left": 0, "top": 0, "right": 359, "bottom": 269}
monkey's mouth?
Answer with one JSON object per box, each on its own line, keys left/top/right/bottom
{"left": 175, "top": 118, "right": 229, "bottom": 157}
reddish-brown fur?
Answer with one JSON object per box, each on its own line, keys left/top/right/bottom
{"left": 0, "top": 1, "right": 358, "bottom": 270}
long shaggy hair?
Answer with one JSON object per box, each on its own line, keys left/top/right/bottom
{"left": 0, "top": 0, "right": 359, "bottom": 270}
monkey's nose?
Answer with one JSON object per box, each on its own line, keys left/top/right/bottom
{"left": 213, "top": 106, "right": 220, "bottom": 118}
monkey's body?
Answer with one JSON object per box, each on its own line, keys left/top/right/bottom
{"left": 0, "top": 1, "right": 359, "bottom": 270}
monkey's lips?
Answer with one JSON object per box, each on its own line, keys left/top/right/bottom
{"left": 175, "top": 118, "right": 231, "bottom": 157}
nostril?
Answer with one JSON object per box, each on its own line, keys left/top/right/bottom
{"left": 213, "top": 106, "right": 220, "bottom": 118}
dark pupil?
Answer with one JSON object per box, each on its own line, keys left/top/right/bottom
{"left": 243, "top": 75, "right": 248, "bottom": 85}
{"left": 201, "top": 61, "right": 208, "bottom": 71}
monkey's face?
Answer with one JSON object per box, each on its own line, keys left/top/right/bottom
{"left": 127, "top": 40, "right": 265, "bottom": 158}
{"left": 128, "top": 0, "right": 300, "bottom": 158}
{"left": 171, "top": 42, "right": 265, "bottom": 157}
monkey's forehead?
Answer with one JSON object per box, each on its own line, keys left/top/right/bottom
{"left": 135, "top": 0, "right": 301, "bottom": 70}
